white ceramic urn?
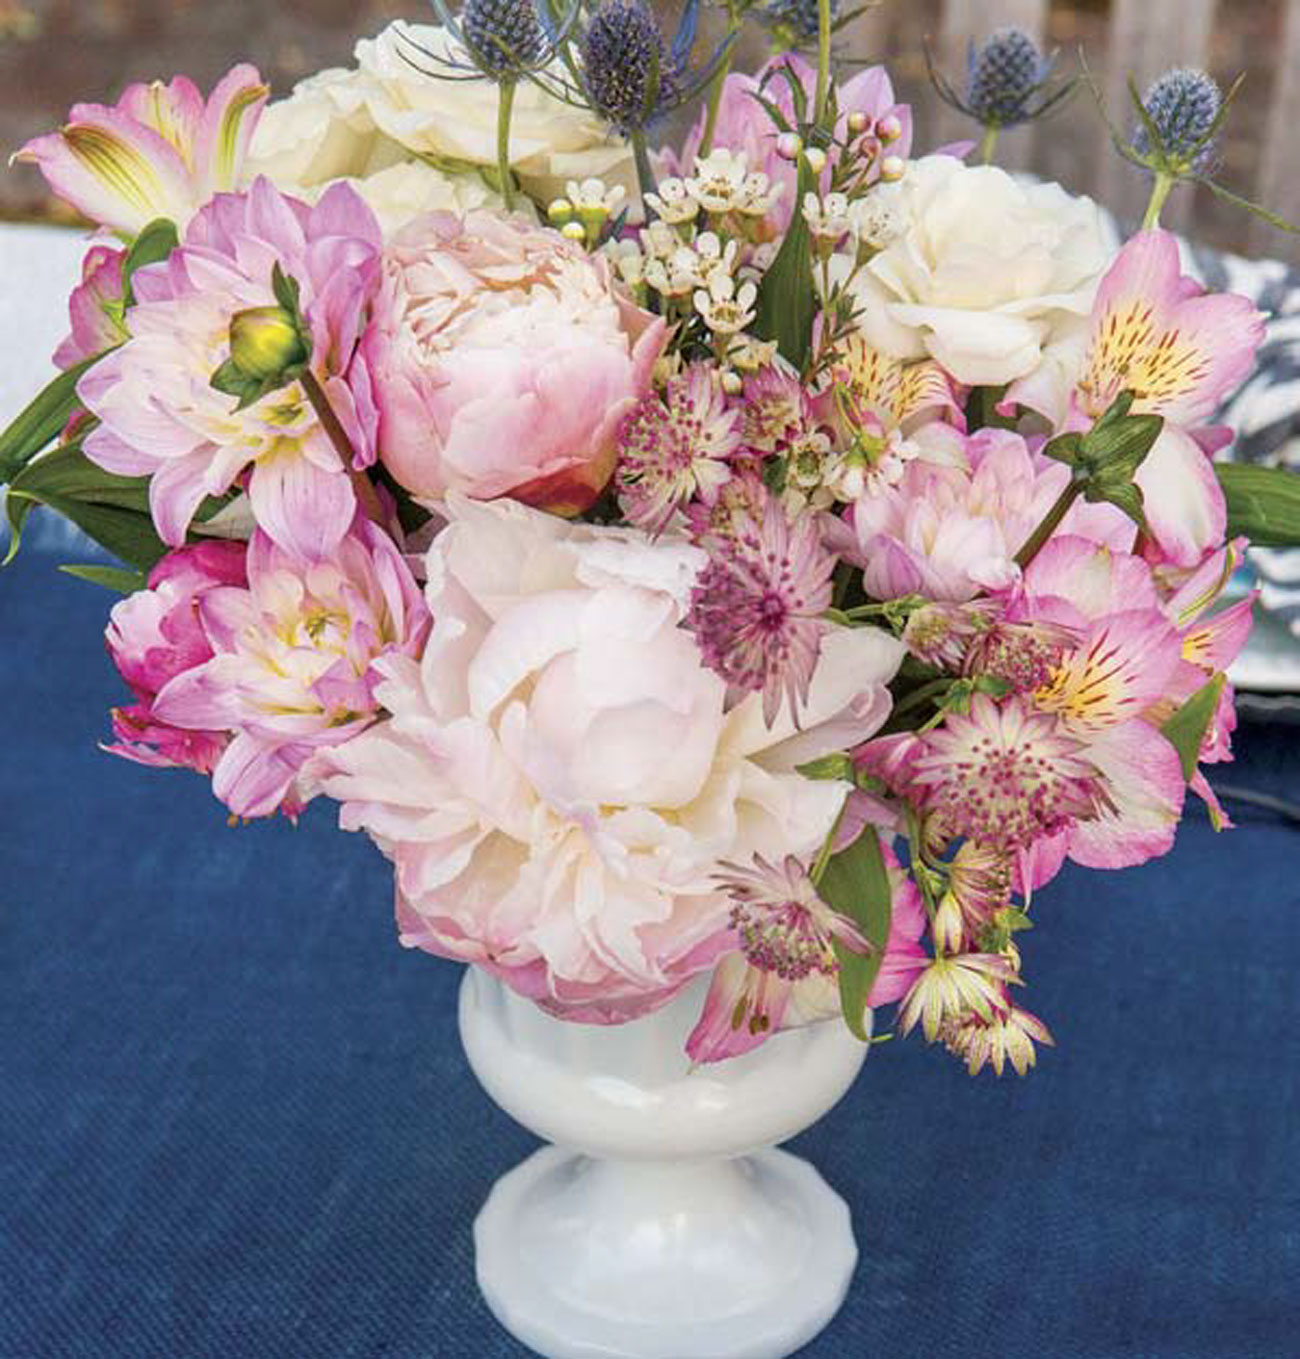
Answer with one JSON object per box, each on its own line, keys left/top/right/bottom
{"left": 458, "top": 966, "right": 870, "bottom": 1359}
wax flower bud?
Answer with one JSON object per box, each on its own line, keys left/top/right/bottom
{"left": 877, "top": 112, "right": 903, "bottom": 143}
{"left": 880, "top": 154, "right": 906, "bottom": 181}
{"left": 846, "top": 111, "right": 870, "bottom": 136}
{"left": 548, "top": 197, "right": 575, "bottom": 226}
{"left": 775, "top": 131, "right": 803, "bottom": 161}
{"left": 803, "top": 146, "right": 827, "bottom": 175}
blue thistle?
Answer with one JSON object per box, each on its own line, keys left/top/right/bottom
{"left": 966, "top": 27, "right": 1051, "bottom": 127}
{"left": 582, "top": 0, "right": 682, "bottom": 133}
{"left": 460, "top": 0, "right": 548, "bottom": 78}
{"left": 760, "top": 0, "right": 840, "bottom": 50}
{"left": 1131, "top": 67, "right": 1222, "bottom": 171}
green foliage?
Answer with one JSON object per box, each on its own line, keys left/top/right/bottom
{"left": 817, "top": 824, "right": 894, "bottom": 1041}
{"left": 121, "top": 218, "right": 180, "bottom": 306}
{"left": 58, "top": 563, "right": 149, "bottom": 593}
{"left": 1217, "top": 462, "right": 1300, "bottom": 547}
{"left": 1161, "top": 673, "right": 1226, "bottom": 783}
{"left": 0, "top": 357, "right": 99, "bottom": 485}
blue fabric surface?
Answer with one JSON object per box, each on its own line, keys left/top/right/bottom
{"left": 2, "top": 549, "right": 1299, "bottom": 1359}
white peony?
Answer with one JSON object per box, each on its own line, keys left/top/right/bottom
{"left": 317, "top": 496, "right": 904, "bottom": 1023}
{"left": 244, "top": 67, "right": 503, "bottom": 234}
{"left": 845, "top": 155, "right": 1111, "bottom": 387}
{"left": 354, "top": 22, "right": 637, "bottom": 205}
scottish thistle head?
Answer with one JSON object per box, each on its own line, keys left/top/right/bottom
{"left": 1130, "top": 67, "right": 1222, "bottom": 173}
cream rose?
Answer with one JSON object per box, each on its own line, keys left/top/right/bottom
{"left": 355, "top": 22, "right": 636, "bottom": 204}
{"left": 317, "top": 496, "right": 905, "bottom": 1023}
{"left": 244, "top": 67, "right": 503, "bottom": 234}
{"left": 846, "top": 155, "right": 1110, "bottom": 386}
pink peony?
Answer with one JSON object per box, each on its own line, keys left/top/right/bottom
{"left": 77, "top": 178, "right": 382, "bottom": 560}
{"left": 105, "top": 541, "right": 249, "bottom": 776}
{"left": 147, "top": 517, "right": 430, "bottom": 819}
{"left": 356, "top": 211, "right": 666, "bottom": 515}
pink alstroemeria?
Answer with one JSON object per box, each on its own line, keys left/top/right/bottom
{"left": 105, "top": 540, "right": 249, "bottom": 775}
{"left": 685, "top": 844, "right": 927, "bottom": 1064}
{"left": 148, "top": 518, "right": 429, "bottom": 818}
{"left": 77, "top": 178, "right": 382, "bottom": 559}
{"left": 1008, "top": 229, "right": 1266, "bottom": 566}
{"left": 17, "top": 66, "right": 269, "bottom": 236}
{"left": 55, "top": 245, "right": 129, "bottom": 369}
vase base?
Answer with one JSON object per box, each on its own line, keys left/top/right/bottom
{"left": 473, "top": 1145, "right": 858, "bottom": 1359}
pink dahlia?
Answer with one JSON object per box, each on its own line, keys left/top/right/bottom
{"left": 105, "top": 540, "right": 249, "bottom": 776}
{"left": 77, "top": 177, "right": 382, "bottom": 559}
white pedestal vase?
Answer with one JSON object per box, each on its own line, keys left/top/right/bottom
{"left": 458, "top": 967, "right": 870, "bottom": 1359}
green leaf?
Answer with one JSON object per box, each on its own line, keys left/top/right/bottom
{"left": 1160, "top": 673, "right": 1226, "bottom": 782}
{"left": 1041, "top": 431, "right": 1084, "bottom": 467}
{"left": 753, "top": 160, "right": 816, "bottom": 367}
{"left": 796, "top": 753, "right": 855, "bottom": 782}
{"left": 1194, "top": 177, "right": 1300, "bottom": 234}
{"left": 1085, "top": 477, "right": 1149, "bottom": 533}
{"left": 818, "top": 825, "right": 894, "bottom": 1042}
{"left": 58, "top": 563, "right": 148, "bottom": 593}
{"left": 1217, "top": 461, "right": 1300, "bottom": 546}
{"left": 0, "top": 357, "right": 98, "bottom": 485}
{"left": 6, "top": 492, "right": 167, "bottom": 571}
{"left": 121, "top": 218, "right": 179, "bottom": 306}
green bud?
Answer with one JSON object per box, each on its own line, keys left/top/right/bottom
{"left": 227, "top": 305, "right": 307, "bottom": 383}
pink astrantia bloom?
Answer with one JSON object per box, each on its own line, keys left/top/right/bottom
{"left": 912, "top": 694, "right": 1112, "bottom": 853}
{"left": 55, "top": 245, "right": 128, "bottom": 369}
{"left": 105, "top": 540, "right": 249, "bottom": 776}
{"left": 942, "top": 1003, "right": 1054, "bottom": 1077}
{"left": 357, "top": 211, "right": 665, "bottom": 516}
{"left": 1007, "top": 229, "right": 1266, "bottom": 566}
{"left": 897, "top": 951, "right": 1019, "bottom": 1043}
{"left": 77, "top": 177, "right": 382, "bottom": 559}
{"left": 685, "top": 841, "right": 927, "bottom": 1064}
{"left": 17, "top": 66, "right": 269, "bottom": 236}
{"left": 667, "top": 56, "right": 912, "bottom": 235}
{"left": 686, "top": 486, "right": 837, "bottom": 725}
{"left": 149, "top": 518, "right": 429, "bottom": 819}
{"left": 615, "top": 363, "right": 743, "bottom": 533}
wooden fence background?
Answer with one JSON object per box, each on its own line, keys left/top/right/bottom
{"left": 0, "top": 0, "right": 1296, "bottom": 264}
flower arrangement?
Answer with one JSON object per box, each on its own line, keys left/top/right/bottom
{"left": 6, "top": 4, "right": 1300, "bottom": 1082}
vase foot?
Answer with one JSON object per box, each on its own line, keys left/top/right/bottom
{"left": 473, "top": 1145, "right": 857, "bottom": 1359}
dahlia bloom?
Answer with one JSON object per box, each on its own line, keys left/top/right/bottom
{"left": 316, "top": 495, "right": 905, "bottom": 1024}
{"left": 668, "top": 55, "right": 912, "bottom": 235}
{"left": 149, "top": 518, "right": 429, "bottom": 819}
{"left": 105, "top": 540, "right": 249, "bottom": 776}
{"left": 685, "top": 844, "right": 928, "bottom": 1064}
{"left": 357, "top": 212, "right": 665, "bottom": 515}
{"left": 77, "top": 178, "right": 382, "bottom": 559}
{"left": 1007, "top": 229, "right": 1266, "bottom": 566}
{"left": 18, "top": 66, "right": 268, "bottom": 236}
{"left": 829, "top": 426, "right": 1130, "bottom": 603}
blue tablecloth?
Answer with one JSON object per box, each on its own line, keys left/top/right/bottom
{"left": 3, "top": 545, "right": 1299, "bottom": 1359}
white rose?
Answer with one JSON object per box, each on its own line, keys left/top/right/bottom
{"left": 244, "top": 68, "right": 504, "bottom": 235}
{"left": 355, "top": 22, "right": 637, "bottom": 205}
{"left": 317, "top": 496, "right": 904, "bottom": 1022}
{"left": 847, "top": 155, "right": 1110, "bottom": 386}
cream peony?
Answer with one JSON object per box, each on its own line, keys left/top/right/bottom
{"left": 355, "top": 22, "right": 636, "bottom": 204}
{"left": 317, "top": 497, "right": 905, "bottom": 1023}
{"left": 244, "top": 67, "right": 503, "bottom": 234}
{"left": 845, "top": 156, "right": 1110, "bottom": 387}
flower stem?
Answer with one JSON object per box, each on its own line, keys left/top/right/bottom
{"left": 1142, "top": 171, "right": 1174, "bottom": 229}
{"left": 631, "top": 129, "right": 658, "bottom": 207}
{"left": 301, "top": 368, "right": 384, "bottom": 524}
{"left": 1013, "top": 477, "right": 1083, "bottom": 570}
{"left": 699, "top": 30, "right": 738, "bottom": 158}
{"left": 814, "top": 0, "right": 833, "bottom": 129}
{"left": 978, "top": 123, "right": 1000, "bottom": 165}
{"left": 497, "top": 79, "right": 518, "bottom": 213}
{"left": 891, "top": 676, "right": 953, "bottom": 722}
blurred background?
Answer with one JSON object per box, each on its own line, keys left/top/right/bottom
{"left": 1, "top": 0, "right": 1298, "bottom": 264}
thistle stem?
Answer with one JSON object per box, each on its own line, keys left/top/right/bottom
{"left": 814, "top": 0, "right": 833, "bottom": 129}
{"left": 631, "top": 129, "right": 658, "bottom": 207}
{"left": 1142, "top": 171, "right": 1174, "bottom": 229}
{"left": 497, "top": 79, "right": 518, "bottom": 213}
{"left": 699, "top": 28, "right": 738, "bottom": 158}
{"left": 978, "top": 123, "right": 1000, "bottom": 165}
{"left": 1013, "top": 477, "right": 1083, "bottom": 570}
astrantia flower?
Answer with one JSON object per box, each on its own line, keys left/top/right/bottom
{"left": 18, "top": 65, "right": 268, "bottom": 235}
{"left": 77, "top": 178, "right": 382, "bottom": 559}
{"left": 615, "top": 364, "right": 742, "bottom": 533}
{"left": 941, "top": 1003, "right": 1053, "bottom": 1076}
{"left": 149, "top": 518, "right": 429, "bottom": 818}
{"left": 898, "top": 951, "right": 1018, "bottom": 1043}
{"left": 686, "top": 489, "right": 837, "bottom": 725}
{"left": 912, "top": 694, "right": 1110, "bottom": 853}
